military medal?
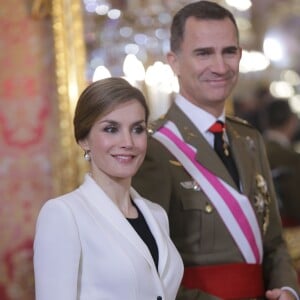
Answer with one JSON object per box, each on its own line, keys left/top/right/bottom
{"left": 254, "top": 174, "right": 271, "bottom": 235}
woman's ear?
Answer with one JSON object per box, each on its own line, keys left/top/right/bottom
{"left": 78, "top": 138, "right": 89, "bottom": 151}
{"left": 79, "top": 139, "right": 92, "bottom": 161}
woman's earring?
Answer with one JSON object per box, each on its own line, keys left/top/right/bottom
{"left": 84, "top": 150, "right": 91, "bottom": 161}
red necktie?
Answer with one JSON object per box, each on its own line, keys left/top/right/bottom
{"left": 208, "top": 121, "right": 240, "bottom": 188}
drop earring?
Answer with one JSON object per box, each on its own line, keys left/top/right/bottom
{"left": 84, "top": 150, "right": 91, "bottom": 161}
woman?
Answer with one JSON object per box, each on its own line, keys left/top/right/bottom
{"left": 33, "top": 77, "right": 183, "bottom": 300}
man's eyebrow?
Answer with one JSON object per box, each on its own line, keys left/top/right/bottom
{"left": 193, "top": 47, "right": 214, "bottom": 53}
{"left": 192, "top": 45, "right": 240, "bottom": 52}
{"left": 223, "top": 46, "right": 240, "bottom": 51}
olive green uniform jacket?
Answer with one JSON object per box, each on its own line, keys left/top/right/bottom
{"left": 133, "top": 103, "right": 299, "bottom": 300}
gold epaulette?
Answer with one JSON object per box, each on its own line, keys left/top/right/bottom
{"left": 147, "top": 115, "right": 167, "bottom": 135}
{"left": 226, "top": 115, "right": 253, "bottom": 128}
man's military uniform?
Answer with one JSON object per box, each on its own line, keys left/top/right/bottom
{"left": 133, "top": 103, "right": 299, "bottom": 300}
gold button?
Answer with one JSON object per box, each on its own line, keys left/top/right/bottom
{"left": 205, "top": 203, "right": 213, "bottom": 213}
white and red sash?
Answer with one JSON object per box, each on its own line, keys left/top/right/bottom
{"left": 153, "top": 121, "right": 263, "bottom": 263}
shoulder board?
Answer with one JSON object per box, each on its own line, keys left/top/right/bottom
{"left": 226, "top": 115, "right": 253, "bottom": 127}
{"left": 147, "top": 114, "right": 167, "bottom": 135}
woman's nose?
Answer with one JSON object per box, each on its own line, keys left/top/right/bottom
{"left": 120, "top": 131, "right": 134, "bottom": 148}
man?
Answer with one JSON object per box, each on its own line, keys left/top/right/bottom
{"left": 133, "top": 1, "right": 300, "bottom": 299}
{"left": 264, "top": 100, "right": 300, "bottom": 226}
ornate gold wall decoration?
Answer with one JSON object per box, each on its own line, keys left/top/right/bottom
{"left": 51, "top": 0, "right": 88, "bottom": 195}
{"left": 32, "top": 0, "right": 52, "bottom": 18}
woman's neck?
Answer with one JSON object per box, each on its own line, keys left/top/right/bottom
{"left": 89, "top": 171, "right": 138, "bottom": 218}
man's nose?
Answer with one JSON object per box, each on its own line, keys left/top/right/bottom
{"left": 211, "top": 55, "right": 227, "bottom": 73}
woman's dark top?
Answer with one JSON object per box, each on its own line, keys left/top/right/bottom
{"left": 127, "top": 203, "right": 159, "bottom": 271}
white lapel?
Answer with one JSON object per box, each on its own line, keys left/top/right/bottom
{"left": 130, "top": 188, "right": 168, "bottom": 275}
{"left": 78, "top": 174, "right": 163, "bottom": 274}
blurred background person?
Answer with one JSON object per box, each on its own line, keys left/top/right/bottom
{"left": 264, "top": 99, "right": 300, "bottom": 226}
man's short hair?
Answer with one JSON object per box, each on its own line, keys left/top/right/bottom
{"left": 170, "top": 0, "right": 239, "bottom": 53}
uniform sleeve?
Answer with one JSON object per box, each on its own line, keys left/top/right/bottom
{"left": 256, "top": 133, "right": 299, "bottom": 293}
{"left": 133, "top": 137, "right": 173, "bottom": 213}
{"left": 33, "top": 200, "right": 81, "bottom": 300}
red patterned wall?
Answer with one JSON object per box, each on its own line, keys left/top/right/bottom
{"left": 0, "top": 1, "right": 57, "bottom": 298}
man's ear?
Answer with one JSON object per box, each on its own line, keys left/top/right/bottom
{"left": 167, "top": 51, "right": 180, "bottom": 76}
{"left": 238, "top": 46, "right": 243, "bottom": 61}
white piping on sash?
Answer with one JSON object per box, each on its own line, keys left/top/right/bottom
{"left": 153, "top": 121, "right": 263, "bottom": 263}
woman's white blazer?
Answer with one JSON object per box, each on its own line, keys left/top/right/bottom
{"left": 34, "top": 174, "right": 183, "bottom": 300}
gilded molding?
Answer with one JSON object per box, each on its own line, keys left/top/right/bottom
{"left": 51, "top": 0, "right": 88, "bottom": 195}
{"left": 32, "top": 0, "right": 51, "bottom": 18}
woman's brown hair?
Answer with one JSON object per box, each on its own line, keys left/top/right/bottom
{"left": 73, "top": 77, "right": 149, "bottom": 143}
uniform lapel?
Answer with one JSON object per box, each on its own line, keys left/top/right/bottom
{"left": 166, "top": 104, "right": 237, "bottom": 187}
{"left": 226, "top": 121, "right": 255, "bottom": 196}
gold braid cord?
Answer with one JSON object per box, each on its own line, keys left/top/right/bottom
{"left": 51, "top": 0, "right": 88, "bottom": 195}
